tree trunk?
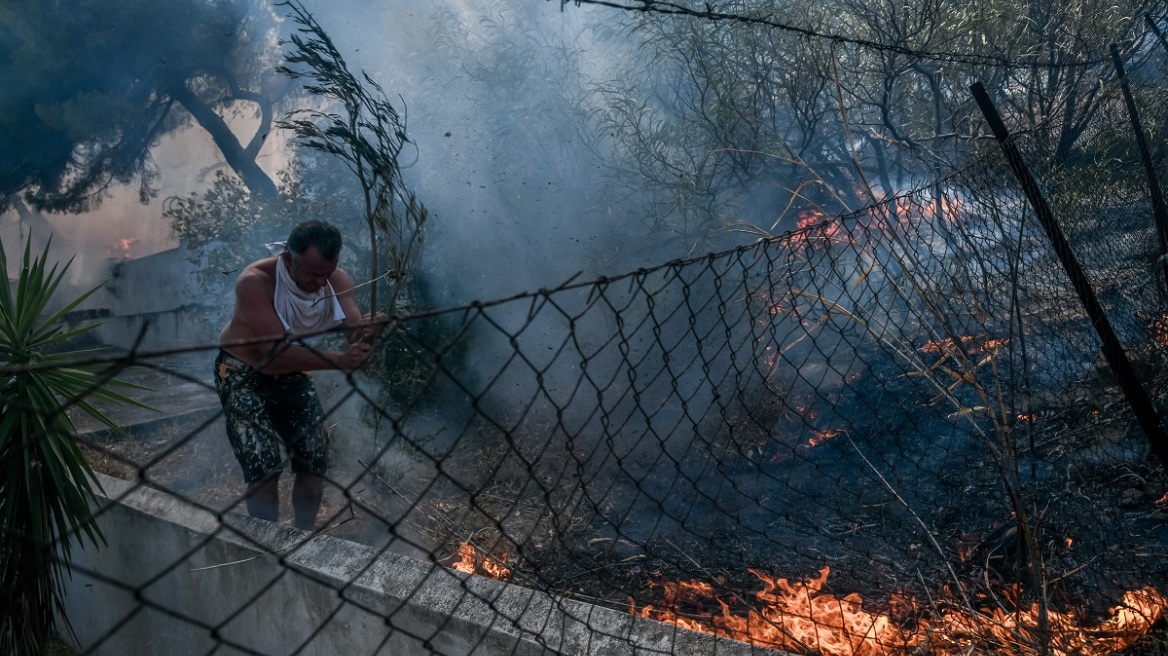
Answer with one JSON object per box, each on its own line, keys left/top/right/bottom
{"left": 171, "top": 84, "right": 278, "bottom": 198}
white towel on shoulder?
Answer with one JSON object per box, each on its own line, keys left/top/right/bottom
{"left": 265, "top": 242, "right": 346, "bottom": 343}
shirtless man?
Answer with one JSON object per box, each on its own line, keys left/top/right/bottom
{"left": 214, "top": 220, "right": 379, "bottom": 530}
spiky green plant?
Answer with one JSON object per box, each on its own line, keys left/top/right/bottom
{"left": 0, "top": 236, "right": 151, "bottom": 655}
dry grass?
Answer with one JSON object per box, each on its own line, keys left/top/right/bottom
{"left": 43, "top": 637, "right": 75, "bottom": 655}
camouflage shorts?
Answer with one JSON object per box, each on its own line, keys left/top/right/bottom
{"left": 214, "top": 350, "right": 328, "bottom": 483}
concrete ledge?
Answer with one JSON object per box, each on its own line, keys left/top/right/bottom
{"left": 62, "top": 472, "right": 781, "bottom": 655}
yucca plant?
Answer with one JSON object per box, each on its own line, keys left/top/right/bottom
{"left": 0, "top": 236, "right": 151, "bottom": 655}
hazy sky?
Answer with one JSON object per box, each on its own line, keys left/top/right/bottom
{"left": 295, "top": 0, "right": 630, "bottom": 302}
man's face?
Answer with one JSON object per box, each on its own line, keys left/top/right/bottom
{"left": 287, "top": 247, "right": 338, "bottom": 294}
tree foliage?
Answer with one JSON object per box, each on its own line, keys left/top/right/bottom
{"left": 588, "top": 0, "right": 1160, "bottom": 245}
{"left": 0, "top": 237, "right": 151, "bottom": 655}
{"left": 166, "top": 154, "right": 365, "bottom": 292}
{"left": 0, "top": 0, "right": 285, "bottom": 213}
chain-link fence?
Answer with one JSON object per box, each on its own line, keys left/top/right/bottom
{"left": 8, "top": 33, "right": 1168, "bottom": 656}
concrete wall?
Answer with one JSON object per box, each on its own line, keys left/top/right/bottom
{"left": 73, "top": 246, "right": 229, "bottom": 353}
{"left": 4, "top": 242, "right": 225, "bottom": 354}
{"left": 61, "top": 473, "right": 772, "bottom": 656}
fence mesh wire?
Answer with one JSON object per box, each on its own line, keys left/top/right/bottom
{"left": 11, "top": 48, "right": 1168, "bottom": 656}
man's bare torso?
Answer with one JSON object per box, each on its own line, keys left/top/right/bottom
{"left": 219, "top": 257, "right": 280, "bottom": 362}
{"left": 218, "top": 252, "right": 360, "bottom": 372}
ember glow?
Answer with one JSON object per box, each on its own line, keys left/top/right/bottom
{"left": 755, "top": 290, "right": 798, "bottom": 327}
{"left": 629, "top": 567, "right": 1166, "bottom": 656}
{"left": 795, "top": 404, "right": 820, "bottom": 422}
{"left": 918, "top": 336, "right": 1009, "bottom": 356}
{"left": 1148, "top": 314, "right": 1168, "bottom": 347}
{"left": 927, "top": 196, "right": 966, "bottom": 223}
{"left": 451, "top": 542, "right": 511, "bottom": 581}
{"left": 806, "top": 429, "right": 841, "bottom": 448}
{"left": 755, "top": 289, "right": 799, "bottom": 324}
{"left": 762, "top": 345, "right": 778, "bottom": 372}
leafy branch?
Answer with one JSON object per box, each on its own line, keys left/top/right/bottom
{"left": 276, "top": 0, "right": 427, "bottom": 312}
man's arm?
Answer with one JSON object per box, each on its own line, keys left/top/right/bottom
{"left": 330, "top": 268, "right": 385, "bottom": 345}
{"left": 227, "top": 270, "right": 371, "bottom": 374}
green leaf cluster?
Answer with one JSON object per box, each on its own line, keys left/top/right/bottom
{"left": 0, "top": 236, "right": 152, "bottom": 655}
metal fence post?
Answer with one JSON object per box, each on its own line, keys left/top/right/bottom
{"left": 970, "top": 81, "right": 1168, "bottom": 471}
{"left": 1146, "top": 13, "right": 1168, "bottom": 57}
{"left": 1109, "top": 44, "right": 1168, "bottom": 292}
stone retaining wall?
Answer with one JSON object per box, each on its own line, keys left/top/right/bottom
{"left": 60, "top": 473, "right": 771, "bottom": 656}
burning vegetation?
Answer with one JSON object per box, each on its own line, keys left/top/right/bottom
{"left": 451, "top": 541, "right": 511, "bottom": 581}
{"left": 629, "top": 567, "right": 1166, "bottom": 655}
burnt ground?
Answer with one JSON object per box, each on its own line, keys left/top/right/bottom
{"left": 72, "top": 357, "right": 1168, "bottom": 654}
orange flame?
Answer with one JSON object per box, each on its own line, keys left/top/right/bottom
{"left": 796, "top": 209, "right": 829, "bottom": 231}
{"left": 935, "top": 587, "right": 1166, "bottom": 655}
{"left": 106, "top": 237, "right": 137, "bottom": 260}
{"left": 806, "top": 429, "right": 841, "bottom": 448}
{"left": 451, "top": 542, "right": 511, "bottom": 581}
{"left": 870, "top": 194, "right": 966, "bottom": 227}
{"left": 630, "top": 567, "right": 1166, "bottom": 656}
{"left": 791, "top": 210, "right": 853, "bottom": 250}
{"left": 633, "top": 567, "right": 920, "bottom": 654}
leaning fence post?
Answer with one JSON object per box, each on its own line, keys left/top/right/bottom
{"left": 970, "top": 81, "right": 1168, "bottom": 471}
{"left": 1109, "top": 44, "right": 1168, "bottom": 293}
{"left": 1146, "top": 14, "right": 1168, "bottom": 57}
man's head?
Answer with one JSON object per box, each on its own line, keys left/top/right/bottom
{"left": 287, "top": 220, "right": 342, "bottom": 260}
{"left": 285, "top": 221, "right": 342, "bottom": 294}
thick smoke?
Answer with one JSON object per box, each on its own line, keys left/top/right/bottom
{"left": 0, "top": 0, "right": 761, "bottom": 556}
{"left": 305, "top": 0, "right": 642, "bottom": 302}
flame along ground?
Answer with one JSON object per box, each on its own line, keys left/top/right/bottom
{"left": 448, "top": 540, "right": 1165, "bottom": 654}
{"left": 451, "top": 542, "right": 511, "bottom": 581}
{"left": 628, "top": 566, "right": 1166, "bottom": 656}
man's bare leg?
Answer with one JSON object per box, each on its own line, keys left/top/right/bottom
{"left": 245, "top": 476, "right": 280, "bottom": 522}
{"left": 292, "top": 473, "right": 324, "bottom": 531}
